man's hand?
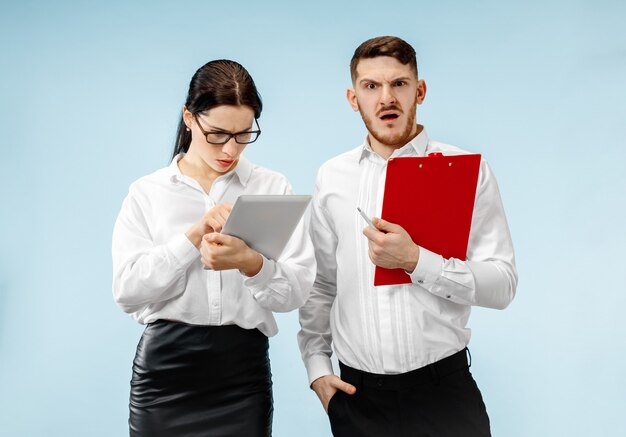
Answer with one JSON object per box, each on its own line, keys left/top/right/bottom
{"left": 310, "top": 375, "right": 356, "bottom": 413}
{"left": 363, "top": 217, "right": 420, "bottom": 272}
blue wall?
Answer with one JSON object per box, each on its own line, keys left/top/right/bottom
{"left": 1, "top": 1, "right": 625, "bottom": 435}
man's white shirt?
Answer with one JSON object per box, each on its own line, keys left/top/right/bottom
{"left": 298, "top": 128, "right": 517, "bottom": 384}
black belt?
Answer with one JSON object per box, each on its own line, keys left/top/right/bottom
{"left": 339, "top": 348, "right": 471, "bottom": 390}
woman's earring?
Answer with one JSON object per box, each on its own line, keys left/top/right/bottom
{"left": 186, "top": 127, "right": 191, "bottom": 132}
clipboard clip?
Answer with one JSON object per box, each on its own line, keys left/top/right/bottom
{"left": 428, "top": 152, "right": 455, "bottom": 167}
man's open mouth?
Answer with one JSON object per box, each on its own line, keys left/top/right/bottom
{"left": 380, "top": 113, "right": 399, "bottom": 121}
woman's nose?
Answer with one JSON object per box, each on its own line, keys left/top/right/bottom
{"left": 222, "top": 138, "right": 241, "bottom": 157}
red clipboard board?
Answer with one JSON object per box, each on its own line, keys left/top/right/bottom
{"left": 374, "top": 153, "right": 481, "bottom": 286}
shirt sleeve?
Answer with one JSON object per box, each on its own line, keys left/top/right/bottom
{"left": 409, "top": 159, "right": 518, "bottom": 309}
{"left": 297, "top": 177, "right": 338, "bottom": 385}
{"left": 111, "top": 189, "right": 199, "bottom": 314}
{"left": 239, "top": 182, "right": 316, "bottom": 313}
{"left": 241, "top": 213, "right": 316, "bottom": 313}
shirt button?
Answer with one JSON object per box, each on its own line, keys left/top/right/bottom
{"left": 376, "top": 378, "right": 383, "bottom": 387}
{"left": 212, "top": 301, "right": 219, "bottom": 307}
{"left": 446, "top": 295, "right": 451, "bottom": 299}
{"left": 417, "top": 280, "right": 424, "bottom": 284}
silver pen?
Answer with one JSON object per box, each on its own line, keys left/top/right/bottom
{"left": 356, "top": 207, "right": 375, "bottom": 228}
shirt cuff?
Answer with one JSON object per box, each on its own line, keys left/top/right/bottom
{"left": 305, "top": 354, "right": 335, "bottom": 387}
{"left": 242, "top": 255, "right": 275, "bottom": 290}
{"left": 409, "top": 246, "right": 443, "bottom": 286}
{"left": 169, "top": 233, "right": 200, "bottom": 268}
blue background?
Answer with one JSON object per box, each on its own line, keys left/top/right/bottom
{"left": 1, "top": 1, "right": 625, "bottom": 436}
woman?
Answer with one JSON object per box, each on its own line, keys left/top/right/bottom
{"left": 112, "top": 59, "right": 315, "bottom": 436}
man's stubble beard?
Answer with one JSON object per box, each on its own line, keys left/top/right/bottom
{"left": 360, "top": 99, "right": 418, "bottom": 148}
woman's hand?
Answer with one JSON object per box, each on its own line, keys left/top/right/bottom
{"left": 200, "top": 233, "right": 263, "bottom": 277}
{"left": 185, "top": 203, "right": 233, "bottom": 248}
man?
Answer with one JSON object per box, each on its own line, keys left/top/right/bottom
{"left": 298, "top": 36, "right": 517, "bottom": 437}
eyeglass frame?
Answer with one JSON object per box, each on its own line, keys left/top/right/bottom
{"left": 192, "top": 113, "right": 261, "bottom": 145}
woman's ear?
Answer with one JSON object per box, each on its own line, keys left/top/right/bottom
{"left": 182, "top": 105, "right": 193, "bottom": 130}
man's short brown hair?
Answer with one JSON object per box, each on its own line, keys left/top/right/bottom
{"left": 350, "top": 36, "right": 418, "bottom": 83}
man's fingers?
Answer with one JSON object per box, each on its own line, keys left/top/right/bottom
{"left": 362, "top": 226, "right": 376, "bottom": 240}
{"left": 363, "top": 225, "right": 386, "bottom": 242}
{"left": 332, "top": 378, "right": 356, "bottom": 395}
{"left": 341, "top": 382, "right": 357, "bottom": 395}
{"left": 372, "top": 217, "right": 402, "bottom": 233}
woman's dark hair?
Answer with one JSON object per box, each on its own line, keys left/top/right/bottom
{"left": 172, "top": 59, "right": 263, "bottom": 158}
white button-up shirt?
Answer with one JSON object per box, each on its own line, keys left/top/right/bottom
{"left": 298, "top": 129, "right": 517, "bottom": 383}
{"left": 112, "top": 154, "right": 315, "bottom": 337}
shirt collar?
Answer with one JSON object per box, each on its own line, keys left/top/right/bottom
{"left": 168, "top": 153, "right": 253, "bottom": 187}
{"left": 168, "top": 154, "right": 184, "bottom": 184}
{"left": 359, "top": 126, "right": 430, "bottom": 162}
{"left": 231, "top": 155, "right": 253, "bottom": 187}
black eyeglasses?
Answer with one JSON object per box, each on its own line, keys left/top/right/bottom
{"left": 193, "top": 114, "right": 261, "bottom": 145}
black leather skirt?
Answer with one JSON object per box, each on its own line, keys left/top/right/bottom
{"left": 129, "top": 320, "right": 273, "bottom": 437}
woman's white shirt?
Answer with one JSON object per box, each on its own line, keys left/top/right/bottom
{"left": 112, "top": 154, "right": 315, "bottom": 337}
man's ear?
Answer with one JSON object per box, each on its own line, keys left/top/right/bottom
{"left": 416, "top": 80, "right": 427, "bottom": 105}
{"left": 346, "top": 88, "right": 359, "bottom": 112}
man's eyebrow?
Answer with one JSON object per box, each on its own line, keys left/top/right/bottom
{"left": 358, "top": 76, "right": 413, "bottom": 85}
{"left": 359, "top": 78, "right": 381, "bottom": 85}
{"left": 391, "top": 76, "right": 413, "bottom": 82}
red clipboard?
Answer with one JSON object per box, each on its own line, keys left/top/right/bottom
{"left": 374, "top": 153, "right": 481, "bottom": 286}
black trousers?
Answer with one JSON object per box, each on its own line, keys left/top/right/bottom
{"left": 328, "top": 349, "right": 491, "bottom": 437}
{"left": 129, "top": 320, "right": 273, "bottom": 437}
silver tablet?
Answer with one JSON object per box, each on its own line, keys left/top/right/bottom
{"left": 222, "top": 195, "right": 312, "bottom": 261}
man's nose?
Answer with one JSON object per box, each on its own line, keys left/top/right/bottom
{"left": 380, "top": 84, "right": 397, "bottom": 105}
